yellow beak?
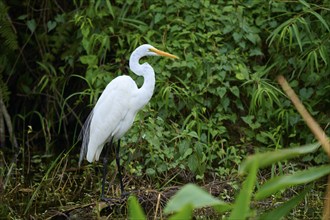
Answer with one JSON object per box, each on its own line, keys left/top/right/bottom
{"left": 149, "top": 47, "right": 179, "bottom": 59}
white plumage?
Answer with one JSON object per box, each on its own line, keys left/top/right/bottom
{"left": 78, "top": 44, "right": 177, "bottom": 198}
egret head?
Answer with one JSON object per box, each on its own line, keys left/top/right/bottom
{"left": 134, "top": 44, "right": 178, "bottom": 59}
{"left": 129, "top": 44, "right": 178, "bottom": 76}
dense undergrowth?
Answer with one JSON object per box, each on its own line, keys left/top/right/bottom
{"left": 0, "top": 0, "right": 329, "bottom": 218}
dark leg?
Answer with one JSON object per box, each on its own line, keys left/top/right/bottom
{"left": 115, "top": 139, "right": 126, "bottom": 195}
{"left": 101, "top": 138, "right": 113, "bottom": 200}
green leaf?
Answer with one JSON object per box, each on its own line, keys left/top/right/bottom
{"left": 217, "top": 87, "right": 227, "bottom": 98}
{"left": 154, "top": 13, "right": 165, "bottom": 24}
{"left": 168, "top": 204, "right": 193, "bottom": 220}
{"left": 239, "top": 143, "right": 320, "bottom": 174}
{"left": 105, "top": 0, "right": 114, "bottom": 17}
{"left": 164, "top": 184, "right": 229, "bottom": 214}
{"left": 259, "top": 186, "right": 311, "bottom": 220}
{"left": 47, "top": 20, "right": 57, "bottom": 32}
{"left": 79, "top": 55, "right": 98, "bottom": 67}
{"left": 255, "top": 165, "right": 330, "bottom": 200}
{"left": 18, "top": 14, "right": 28, "bottom": 20}
{"left": 308, "top": 10, "right": 330, "bottom": 32}
{"left": 183, "top": 147, "right": 192, "bottom": 158}
{"left": 298, "top": 0, "right": 310, "bottom": 8}
{"left": 229, "top": 159, "right": 257, "bottom": 220}
{"left": 146, "top": 168, "right": 156, "bottom": 176}
{"left": 230, "top": 86, "right": 240, "bottom": 97}
{"left": 245, "top": 33, "right": 260, "bottom": 45}
{"left": 27, "top": 19, "right": 37, "bottom": 33}
{"left": 233, "top": 32, "right": 242, "bottom": 42}
{"left": 241, "top": 115, "right": 261, "bottom": 130}
{"left": 299, "top": 87, "right": 313, "bottom": 100}
{"left": 128, "top": 195, "right": 146, "bottom": 220}
{"left": 188, "top": 155, "right": 198, "bottom": 173}
{"left": 318, "top": 45, "right": 328, "bottom": 65}
{"left": 292, "top": 24, "right": 302, "bottom": 51}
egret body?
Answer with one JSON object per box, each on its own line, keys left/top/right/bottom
{"left": 79, "top": 44, "right": 178, "bottom": 199}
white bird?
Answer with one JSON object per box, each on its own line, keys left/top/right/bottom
{"left": 79, "top": 44, "right": 178, "bottom": 199}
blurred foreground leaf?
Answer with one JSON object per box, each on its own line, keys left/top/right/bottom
{"left": 164, "top": 183, "right": 230, "bottom": 214}
{"left": 239, "top": 143, "right": 320, "bottom": 174}
{"left": 168, "top": 204, "right": 193, "bottom": 220}
{"left": 128, "top": 196, "right": 146, "bottom": 220}
{"left": 255, "top": 165, "right": 330, "bottom": 200}
{"left": 229, "top": 159, "right": 258, "bottom": 220}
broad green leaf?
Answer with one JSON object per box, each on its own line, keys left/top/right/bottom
{"left": 188, "top": 155, "right": 198, "bottom": 173}
{"left": 79, "top": 55, "right": 98, "bottom": 67}
{"left": 146, "top": 168, "right": 156, "bottom": 176}
{"left": 246, "top": 33, "right": 260, "bottom": 45}
{"left": 229, "top": 159, "right": 257, "bottom": 220}
{"left": 241, "top": 115, "right": 261, "bottom": 130}
{"left": 128, "top": 195, "right": 146, "bottom": 220}
{"left": 164, "top": 183, "right": 229, "bottom": 214}
{"left": 259, "top": 186, "right": 311, "bottom": 220}
{"left": 255, "top": 165, "right": 330, "bottom": 200}
{"left": 168, "top": 204, "right": 193, "bottom": 220}
{"left": 17, "top": 14, "right": 28, "bottom": 20}
{"left": 217, "top": 87, "right": 227, "bottom": 98}
{"left": 239, "top": 143, "right": 320, "bottom": 174}
{"left": 27, "top": 19, "right": 37, "bottom": 33}
{"left": 299, "top": 87, "right": 313, "bottom": 100}
{"left": 47, "top": 20, "right": 57, "bottom": 32}
{"left": 230, "top": 86, "right": 240, "bottom": 98}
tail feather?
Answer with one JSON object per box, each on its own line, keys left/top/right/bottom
{"left": 78, "top": 110, "right": 94, "bottom": 167}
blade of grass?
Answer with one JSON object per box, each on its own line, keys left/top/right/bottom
{"left": 24, "top": 152, "right": 64, "bottom": 215}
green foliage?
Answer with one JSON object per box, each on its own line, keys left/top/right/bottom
{"left": 259, "top": 186, "right": 311, "bottom": 220}
{"left": 255, "top": 165, "right": 330, "bottom": 200}
{"left": 127, "top": 142, "right": 327, "bottom": 219}
{"left": 0, "top": 1, "right": 18, "bottom": 104}
{"left": 0, "top": 1, "right": 18, "bottom": 51}
{"left": 2, "top": 0, "right": 328, "bottom": 177}
{"left": 1, "top": 0, "right": 329, "bottom": 218}
{"left": 239, "top": 143, "right": 320, "bottom": 173}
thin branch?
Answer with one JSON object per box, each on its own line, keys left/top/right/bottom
{"left": 0, "top": 92, "right": 18, "bottom": 150}
{"left": 277, "top": 75, "right": 330, "bottom": 158}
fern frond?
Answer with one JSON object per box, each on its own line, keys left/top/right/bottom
{"left": 0, "top": 1, "right": 18, "bottom": 51}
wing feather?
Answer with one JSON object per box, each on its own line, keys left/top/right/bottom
{"left": 81, "top": 75, "right": 139, "bottom": 163}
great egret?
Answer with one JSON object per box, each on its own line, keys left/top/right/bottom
{"left": 79, "top": 44, "right": 178, "bottom": 199}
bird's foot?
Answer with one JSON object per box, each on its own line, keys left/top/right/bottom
{"left": 101, "top": 196, "right": 115, "bottom": 202}
{"left": 100, "top": 192, "right": 131, "bottom": 202}
{"left": 121, "top": 191, "right": 131, "bottom": 198}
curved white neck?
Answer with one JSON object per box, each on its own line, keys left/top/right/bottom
{"left": 129, "top": 53, "right": 156, "bottom": 108}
